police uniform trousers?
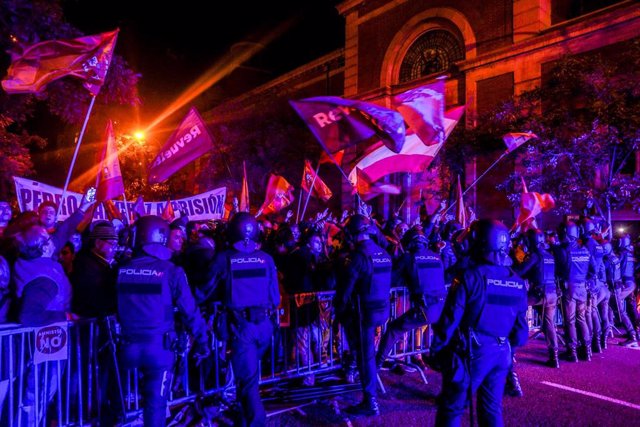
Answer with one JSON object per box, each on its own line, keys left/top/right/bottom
{"left": 344, "top": 316, "right": 379, "bottom": 400}
{"left": 120, "top": 334, "right": 174, "bottom": 427}
{"left": 436, "top": 333, "right": 511, "bottom": 427}
{"left": 529, "top": 291, "right": 559, "bottom": 351}
{"left": 614, "top": 281, "right": 636, "bottom": 335}
{"left": 586, "top": 284, "right": 610, "bottom": 339}
{"left": 230, "top": 316, "right": 273, "bottom": 427}
{"left": 562, "top": 284, "right": 591, "bottom": 350}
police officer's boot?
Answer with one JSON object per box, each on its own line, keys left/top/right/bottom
{"left": 601, "top": 331, "right": 608, "bottom": 350}
{"left": 565, "top": 347, "right": 578, "bottom": 363}
{"left": 592, "top": 334, "right": 602, "bottom": 354}
{"left": 584, "top": 344, "right": 592, "bottom": 361}
{"left": 345, "top": 396, "right": 380, "bottom": 417}
{"left": 619, "top": 330, "right": 638, "bottom": 346}
{"left": 547, "top": 349, "right": 560, "bottom": 369}
{"left": 505, "top": 370, "right": 523, "bottom": 397}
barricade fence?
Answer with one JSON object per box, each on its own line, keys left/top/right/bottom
{"left": 0, "top": 287, "right": 544, "bottom": 426}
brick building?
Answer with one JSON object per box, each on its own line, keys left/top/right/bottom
{"left": 204, "top": 0, "right": 640, "bottom": 223}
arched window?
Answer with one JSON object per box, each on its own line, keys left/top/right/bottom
{"left": 399, "top": 30, "right": 465, "bottom": 83}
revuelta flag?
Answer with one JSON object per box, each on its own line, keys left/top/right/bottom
{"left": 2, "top": 29, "right": 118, "bottom": 95}
{"left": 96, "top": 120, "right": 124, "bottom": 202}
{"left": 148, "top": 107, "right": 214, "bottom": 183}
{"left": 301, "top": 160, "right": 332, "bottom": 202}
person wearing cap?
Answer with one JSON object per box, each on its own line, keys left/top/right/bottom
{"left": 70, "top": 221, "right": 120, "bottom": 318}
{"left": 116, "top": 215, "right": 210, "bottom": 427}
{"left": 37, "top": 190, "right": 95, "bottom": 257}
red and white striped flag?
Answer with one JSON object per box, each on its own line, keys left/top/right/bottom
{"left": 503, "top": 132, "right": 537, "bottom": 154}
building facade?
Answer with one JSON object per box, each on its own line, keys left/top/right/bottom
{"left": 205, "top": 0, "right": 640, "bottom": 222}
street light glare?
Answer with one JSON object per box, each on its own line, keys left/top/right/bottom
{"left": 133, "top": 131, "right": 145, "bottom": 141}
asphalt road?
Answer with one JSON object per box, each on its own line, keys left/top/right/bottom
{"left": 265, "top": 332, "right": 640, "bottom": 426}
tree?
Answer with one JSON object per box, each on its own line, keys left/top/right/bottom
{"left": 0, "top": 0, "right": 140, "bottom": 201}
{"left": 462, "top": 40, "right": 640, "bottom": 223}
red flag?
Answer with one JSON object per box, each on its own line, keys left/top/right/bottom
{"left": 2, "top": 29, "right": 118, "bottom": 95}
{"left": 259, "top": 174, "right": 295, "bottom": 216}
{"left": 352, "top": 168, "right": 401, "bottom": 202}
{"left": 162, "top": 199, "right": 176, "bottom": 222}
{"left": 319, "top": 149, "right": 344, "bottom": 166}
{"left": 512, "top": 178, "right": 555, "bottom": 231}
{"left": 503, "top": 132, "right": 537, "bottom": 153}
{"left": 348, "top": 106, "right": 464, "bottom": 184}
{"left": 240, "top": 161, "right": 250, "bottom": 213}
{"left": 301, "top": 160, "right": 332, "bottom": 202}
{"left": 456, "top": 175, "right": 467, "bottom": 228}
{"left": 290, "top": 96, "right": 406, "bottom": 155}
{"left": 148, "top": 107, "right": 214, "bottom": 183}
{"left": 393, "top": 80, "right": 446, "bottom": 146}
{"left": 103, "top": 200, "right": 123, "bottom": 222}
{"left": 96, "top": 120, "right": 124, "bottom": 202}
{"left": 133, "top": 196, "right": 146, "bottom": 219}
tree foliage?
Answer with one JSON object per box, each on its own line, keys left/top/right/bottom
{"left": 462, "top": 40, "right": 640, "bottom": 216}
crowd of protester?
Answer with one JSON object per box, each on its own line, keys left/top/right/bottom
{"left": 0, "top": 194, "right": 638, "bottom": 425}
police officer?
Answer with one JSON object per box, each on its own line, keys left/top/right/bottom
{"left": 430, "top": 219, "right": 528, "bottom": 427}
{"left": 554, "top": 221, "right": 592, "bottom": 362}
{"left": 376, "top": 227, "right": 446, "bottom": 367}
{"left": 117, "top": 216, "right": 209, "bottom": 427}
{"left": 209, "top": 212, "right": 280, "bottom": 426}
{"left": 515, "top": 229, "right": 561, "bottom": 368}
{"left": 335, "top": 214, "right": 391, "bottom": 417}
{"left": 580, "top": 219, "right": 609, "bottom": 353}
{"left": 616, "top": 234, "right": 637, "bottom": 345}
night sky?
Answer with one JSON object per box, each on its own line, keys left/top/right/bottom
{"left": 63, "top": 1, "right": 345, "bottom": 122}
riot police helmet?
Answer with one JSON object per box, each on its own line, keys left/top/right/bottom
{"left": 471, "top": 219, "right": 511, "bottom": 266}
{"left": 525, "top": 228, "right": 546, "bottom": 252}
{"left": 344, "top": 214, "right": 371, "bottom": 239}
{"left": 441, "top": 220, "right": 463, "bottom": 241}
{"left": 618, "top": 234, "right": 632, "bottom": 249}
{"left": 228, "top": 212, "right": 259, "bottom": 244}
{"left": 135, "top": 215, "right": 172, "bottom": 260}
{"left": 558, "top": 221, "right": 579, "bottom": 242}
{"left": 401, "top": 226, "right": 428, "bottom": 252}
{"left": 580, "top": 218, "right": 597, "bottom": 237}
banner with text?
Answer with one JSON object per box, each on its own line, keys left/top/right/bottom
{"left": 14, "top": 177, "right": 226, "bottom": 222}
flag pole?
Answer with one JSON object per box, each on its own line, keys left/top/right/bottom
{"left": 443, "top": 151, "right": 508, "bottom": 216}
{"left": 295, "top": 188, "right": 303, "bottom": 224}
{"left": 57, "top": 94, "right": 97, "bottom": 218}
{"left": 301, "top": 163, "right": 321, "bottom": 222}
{"left": 122, "top": 194, "right": 131, "bottom": 226}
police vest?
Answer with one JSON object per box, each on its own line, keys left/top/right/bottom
{"left": 414, "top": 249, "right": 446, "bottom": 298}
{"left": 117, "top": 257, "right": 175, "bottom": 335}
{"left": 605, "top": 254, "right": 621, "bottom": 282}
{"left": 620, "top": 251, "right": 635, "bottom": 279}
{"left": 568, "top": 245, "right": 590, "bottom": 284}
{"left": 539, "top": 251, "right": 556, "bottom": 293}
{"left": 228, "top": 251, "right": 270, "bottom": 309}
{"left": 474, "top": 265, "right": 526, "bottom": 338}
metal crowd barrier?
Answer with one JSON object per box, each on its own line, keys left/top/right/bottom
{"left": 0, "top": 287, "right": 559, "bottom": 426}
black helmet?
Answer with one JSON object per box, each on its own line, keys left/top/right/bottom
{"left": 344, "top": 214, "right": 370, "bottom": 237}
{"left": 17, "top": 225, "right": 49, "bottom": 259}
{"left": 580, "top": 218, "right": 596, "bottom": 237}
{"left": 135, "top": 216, "right": 171, "bottom": 260}
{"left": 441, "top": 220, "right": 463, "bottom": 241}
{"left": 558, "top": 221, "right": 579, "bottom": 242}
{"left": 401, "top": 227, "right": 428, "bottom": 251}
{"left": 471, "top": 219, "right": 510, "bottom": 266}
{"left": 525, "top": 229, "right": 546, "bottom": 252}
{"left": 618, "top": 234, "right": 632, "bottom": 249}
{"left": 228, "top": 212, "right": 259, "bottom": 244}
